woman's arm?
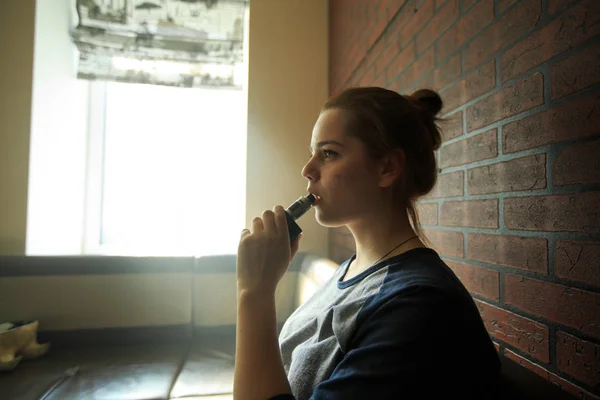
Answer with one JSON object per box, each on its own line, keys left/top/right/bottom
{"left": 234, "top": 290, "right": 292, "bottom": 400}
{"left": 233, "top": 206, "right": 300, "bottom": 400}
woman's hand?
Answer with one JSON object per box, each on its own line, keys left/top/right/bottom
{"left": 236, "top": 205, "right": 302, "bottom": 295}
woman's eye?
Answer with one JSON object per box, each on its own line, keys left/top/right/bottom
{"left": 323, "top": 149, "right": 337, "bottom": 158}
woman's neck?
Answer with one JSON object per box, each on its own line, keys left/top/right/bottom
{"left": 346, "top": 208, "right": 424, "bottom": 275}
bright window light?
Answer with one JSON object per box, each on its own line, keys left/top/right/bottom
{"left": 99, "top": 82, "right": 246, "bottom": 256}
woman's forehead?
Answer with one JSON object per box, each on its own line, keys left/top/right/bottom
{"left": 311, "top": 109, "right": 347, "bottom": 143}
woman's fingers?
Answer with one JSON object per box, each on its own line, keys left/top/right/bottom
{"left": 273, "top": 206, "right": 287, "bottom": 236}
{"left": 252, "top": 216, "right": 264, "bottom": 233}
{"left": 262, "top": 209, "right": 276, "bottom": 233}
{"left": 248, "top": 207, "right": 287, "bottom": 237}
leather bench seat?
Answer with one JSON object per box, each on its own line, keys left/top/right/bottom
{"left": 0, "top": 342, "right": 190, "bottom": 400}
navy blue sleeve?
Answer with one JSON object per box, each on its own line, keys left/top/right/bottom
{"left": 308, "top": 286, "right": 500, "bottom": 399}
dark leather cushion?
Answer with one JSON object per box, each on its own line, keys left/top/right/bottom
{"left": 45, "top": 363, "right": 181, "bottom": 400}
{"left": 0, "top": 343, "right": 188, "bottom": 400}
{"left": 170, "top": 344, "right": 235, "bottom": 398}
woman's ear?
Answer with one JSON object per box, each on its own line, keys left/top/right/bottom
{"left": 378, "top": 148, "right": 405, "bottom": 188}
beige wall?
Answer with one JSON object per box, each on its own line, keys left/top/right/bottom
{"left": 246, "top": 0, "right": 329, "bottom": 258}
{"left": 0, "top": 256, "right": 302, "bottom": 330}
{"left": 193, "top": 272, "right": 299, "bottom": 327}
{"left": 0, "top": 273, "right": 193, "bottom": 330}
{"left": 0, "top": 1, "right": 36, "bottom": 255}
{"left": 0, "top": 253, "right": 335, "bottom": 330}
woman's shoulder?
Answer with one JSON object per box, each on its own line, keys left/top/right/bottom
{"left": 376, "top": 247, "right": 468, "bottom": 294}
{"left": 349, "top": 247, "right": 478, "bottom": 323}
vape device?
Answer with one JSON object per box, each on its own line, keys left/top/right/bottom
{"left": 285, "top": 193, "right": 316, "bottom": 244}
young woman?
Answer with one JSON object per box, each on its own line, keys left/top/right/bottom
{"left": 234, "top": 87, "right": 501, "bottom": 400}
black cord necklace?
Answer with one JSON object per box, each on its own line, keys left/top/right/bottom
{"left": 371, "top": 234, "right": 419, "bottom": 266}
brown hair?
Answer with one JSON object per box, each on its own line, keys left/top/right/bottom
{"left": 322, "top": 87, "right": 443, "bottom": 241}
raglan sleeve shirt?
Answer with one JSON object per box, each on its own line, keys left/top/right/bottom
{"left": 271, "top": 248, "right": 501, "bottom": 400}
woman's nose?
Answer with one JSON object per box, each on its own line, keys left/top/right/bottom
{"left": 301, "top": 157, "right": 318, "bottom": 181}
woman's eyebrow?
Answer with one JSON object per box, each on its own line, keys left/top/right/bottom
{"left": 310, "top": 140, "right": 345, "bottom": 152}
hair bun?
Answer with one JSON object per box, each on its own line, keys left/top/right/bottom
{"left": 410, "top": 89, "right": 443, "bottom": 116}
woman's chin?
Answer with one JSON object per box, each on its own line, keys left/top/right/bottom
{"left": 314, "top": 209, "right": 345, "bottom": 228}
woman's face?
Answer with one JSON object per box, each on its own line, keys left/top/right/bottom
{"left": 302, "top": 109, "right": 384, "bottom": 227}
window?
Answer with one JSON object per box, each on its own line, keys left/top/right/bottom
{"left": 83, "top": 82, "right": 247, "bottom": 256}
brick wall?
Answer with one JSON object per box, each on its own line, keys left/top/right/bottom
{"left": 328, "top": 0, "right": 600, "bottom": 397}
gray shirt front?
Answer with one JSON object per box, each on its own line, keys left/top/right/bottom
{"left": 278, "top": 248, "right": 500, "bottom": 400}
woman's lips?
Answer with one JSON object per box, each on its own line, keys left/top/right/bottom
{"left": 310, "top": 193, "right": 321, "bottom": 205}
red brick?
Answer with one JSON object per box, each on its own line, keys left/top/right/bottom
{"left": 467, "top": 154, "right": 547, "bottom": 195}
{"left": 348, "top": 65, "right": 364, "bottom": 88}
{"left": 375, "top": 41, "right": 400, "bottom": 76}
{"left": 439, "top": 111, "right": 463, "bottom": 142}
{"left": 500, "top": 0, "right": 600, "bottom": 83}
{"left": 493, "top": 341, "right": 500, "bottom": 352}
{"left": 417, "top": 0, "right": 459, "bottom": 54}
{"left": 425, "top": 171, "right": 464, "bottom": 199}
{"left": 334, "top": 51, "right": 355, "bottom": 88}
{"left": 385, "top": 0, "right": 416, "bottom": 46}
{"left": 552, "top": 41, "right": 600, "bottom": 99}
{"left": 549, "top": 0, "right": 579, "bottom": 15}
{"left": 423, "top": 229, "right": 464, "bottom": 257}
{"left": 330, "top": 0, "right": 374, "bottom": 88}
{"left": 338, "top": 51, "right": 367, "bottom": 86}
{"left": 498, "top": 0, "right": 518, "bottom": 13}
{"left": 441, "top": 60, "right": 496, "bottom": 113}
{"left": 436, "top": 0, "right": 449, "bottom": 10}
{"left": 400, "top": 1, "right": 435, "bottom": 48}
{"left": 504, "top": 192, "right": 600, "bottom": 234}
{"left": 467, "top": 73, "right": 544, "bottom": 132}
{"left": 436, "top": 0, "right": 494, "bottom": 62}
{"left": 465, "top": 0, "right": 542, "bottom": 71}
{"left": 399, "top": 47, "right": 435, "bottom": 91}
{"left": 503, "top": 94, "right": 600, "bottom": 153}
{"left": 555, "top": 240, "right": 600, "bottom": 287}
{"left": 417, "top": 202, "right": 439, "bottom": 225}
{"left": 468, "top": 234, "right": 548, "bottom": 273}
{"left": 366, "top": 37, "right": 387, "bottom": 69}
{"left": 373, "top": 70, "right": 387, "bottom": 88}
{"left": 475, "top": 300, "right": 549, "bottom": 362}
{"left": 440, "top": 199, "right": 499, "bottom": 228}
{"left": 557, "top": 331, "right": 600, "bottom": 387}
{"left": 504, "top": 274, "right": 600, "bottom": 337}
{"left": 377, "top": 0, "right": 390, "bottom": 22}
{"left": 420, "top": 52, "right": 462, "bottom": 91}
{"left": 461, "top": 0, "right": 478, "bottom": 11}
{"left": 446, "top": 261, "right": 500, "bottom": 301}
{"left": 554, "top": 140, "right": 600, "bottom": 186}
{"left": 368, "top": 11, "right": 387, "bottom": 48}
{"left": 504, "top": 349, "right": 600, "bottom": 400}
{"left": 359, "top": 65, "right": 376, "bottom": 86}
{"left": 387, "top": 44, "right": 416, "bottom": 82}
{"left": 386, "top": 0, "right": 406, "bottom": 21}
{"left": 439, "top": 129, "right": 498, "bottom": 168}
